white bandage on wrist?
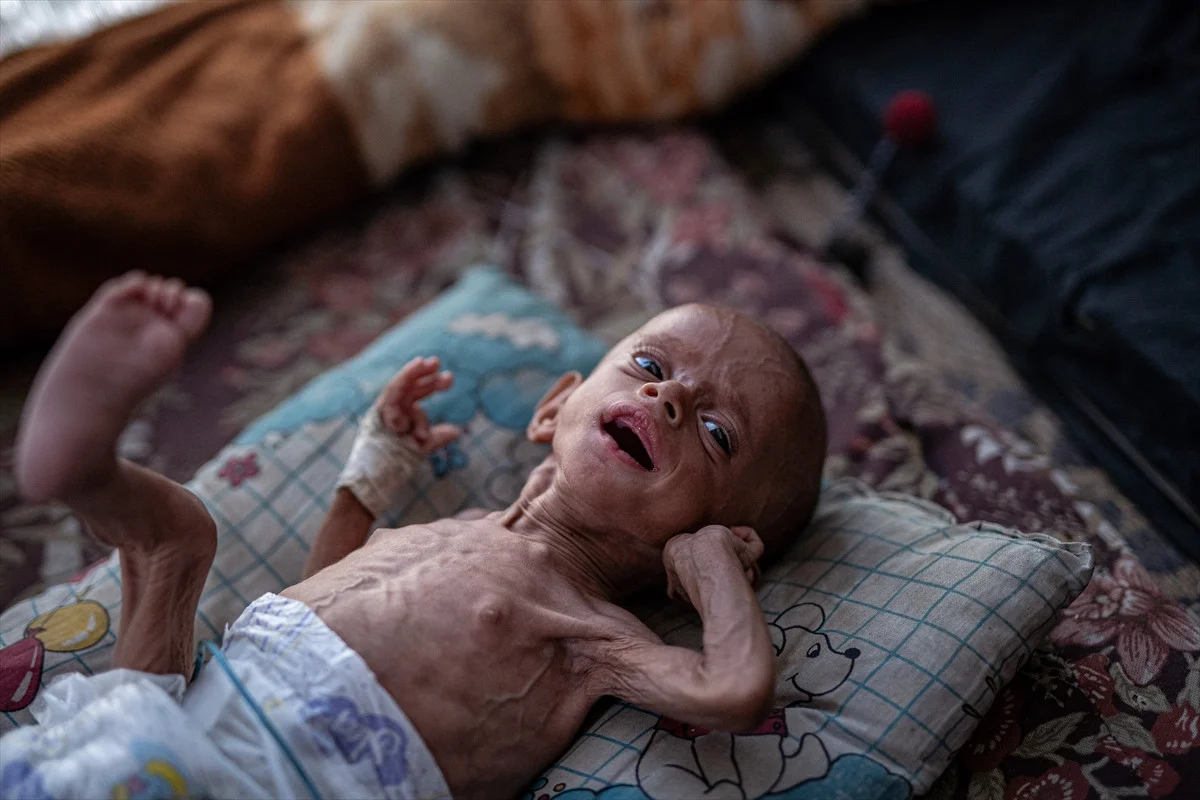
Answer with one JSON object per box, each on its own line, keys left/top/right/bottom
{"left": 335, "top": 404, "right": 426, "bottom": 518}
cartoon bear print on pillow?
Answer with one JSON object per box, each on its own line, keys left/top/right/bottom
{"left": 636, "top": 602, "right": 861, "bottom": 800}
{"left": 770, "top": 602, "right": 861, "bottom": 705}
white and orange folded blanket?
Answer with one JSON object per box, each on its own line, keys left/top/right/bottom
{"left": 0, "top": 0, "right": 870, "bottom": 347}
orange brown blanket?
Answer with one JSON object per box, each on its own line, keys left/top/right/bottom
{"left": 0, "top": 0, "right": 866, "bottom": 348}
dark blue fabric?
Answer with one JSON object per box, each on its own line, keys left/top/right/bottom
{"left": 782, "top": 0, "right": 1200, "bottom": 555}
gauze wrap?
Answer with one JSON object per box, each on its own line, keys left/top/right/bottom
{"left": 335, "top": 403, "right": 425, "bottom": 518}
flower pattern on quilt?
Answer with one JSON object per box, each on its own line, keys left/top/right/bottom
{"left": 1006, "top": 761, "right": 1089, "bottom": 800}
{"left": 1052, "top": 555, "right": 1200, "bottom": 686}
{"left": 217, "top": 453, "right": 260, "bottom": 489}
{"left": 963, "top": 684, "right": 1027, "bottom": 772}
{"left": 1071, "top": 653, "right": 1118, "bottom": 718}
{"left": 1152, "top": 703, "right": 1200, "bottom": 755}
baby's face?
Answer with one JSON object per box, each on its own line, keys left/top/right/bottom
{"left": 548, "top": 305, "right": 808, "bottom": 547}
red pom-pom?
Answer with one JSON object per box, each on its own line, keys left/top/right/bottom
{"left": 883, "top": 90, "right": 937, "bottom": 149}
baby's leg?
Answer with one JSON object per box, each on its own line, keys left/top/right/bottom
{"left": 16, "top": 273, "right": 217, "bottom": 677}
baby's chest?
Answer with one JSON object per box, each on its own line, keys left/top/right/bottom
{"left": 337, "top": 559, "right": 558, "bottom": 662}
{"left": 346, "top": 587, "right": 576, "bottom": 725}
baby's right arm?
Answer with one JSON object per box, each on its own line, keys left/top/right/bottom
{"left": 591, "top": 526, "right": 776, "bottom": 733}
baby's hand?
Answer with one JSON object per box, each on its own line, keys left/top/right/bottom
{"left": 379, "top": 356, "right": 461, "bottom": 453}
{"left": 664, "top": 525, "right": 764, "bottom": 606}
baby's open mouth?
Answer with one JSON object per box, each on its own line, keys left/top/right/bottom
{"left": 603, "top": 419, "right": 655, "bottom": 470}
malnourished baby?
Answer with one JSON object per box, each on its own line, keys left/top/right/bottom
{"left": 1, "top": 272, "right": 826, "bottom": 800}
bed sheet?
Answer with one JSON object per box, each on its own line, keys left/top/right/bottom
{"left": 1, "top": 128, "right": 1196, "bottom": 798}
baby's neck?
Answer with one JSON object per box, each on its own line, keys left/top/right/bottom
{"left": 498, "top": 479, "right": 663, "bottom": 602}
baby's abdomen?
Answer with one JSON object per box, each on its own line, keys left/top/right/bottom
{"left": 399, "top": 636, "right": 591, "bottom": 799}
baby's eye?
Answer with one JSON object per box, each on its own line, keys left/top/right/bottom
{"left": 705, "top": 420, "right": 731, "bottom": 455}
{"left": 635, "top": 355, "right": 664, "bottom": 380}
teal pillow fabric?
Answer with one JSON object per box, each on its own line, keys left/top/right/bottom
{"left": 236, "top": 265, "right": 608, "bottom": 444}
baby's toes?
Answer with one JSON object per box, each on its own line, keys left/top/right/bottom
{"left": 176, "top": 289, "right": 212, "bottom": 340}
{"left": 157, "top": 278, "right": 186, "bottom": 315}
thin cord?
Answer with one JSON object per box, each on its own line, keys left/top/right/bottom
{"left": 199, "top": 640, "right": 323, "bottom": 800}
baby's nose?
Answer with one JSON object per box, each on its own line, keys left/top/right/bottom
{"left": 641, "top": 382, "right": 684, "bottom": 423}
{"left": 844, "top": 647, "right": 861, "bottom": 660}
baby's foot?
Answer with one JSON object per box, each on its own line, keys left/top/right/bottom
{"left": 16, "top": 272, "right": 212, "bottom": 503}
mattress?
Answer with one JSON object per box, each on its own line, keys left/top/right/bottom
{"left": 784, "top": 0, "right": 1200, "bottom": 558}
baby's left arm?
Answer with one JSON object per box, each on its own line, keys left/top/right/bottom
{"left": 592, "top": 526, "right": 776, "bottom": 732}
{"left": 334, "top": 356, "right": 460, "bottom": 519}
{"left": 305, "top": 357, "right": 460, "bottom": 577}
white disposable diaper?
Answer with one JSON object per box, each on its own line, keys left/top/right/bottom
{"left": 0, "top": 594, "right": 451, "bottom": 800}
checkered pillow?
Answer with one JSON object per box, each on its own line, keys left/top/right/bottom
{"left": 0, "top": 268, "right": 1093, "bottom": 800}
{"left": 533, "top": 479, "right": 1093, "bottom": 799}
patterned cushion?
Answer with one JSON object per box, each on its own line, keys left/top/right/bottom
{"left": 0, "top": 267, "right": 1092, "bottom": 799}
{"left": 537, "top": 480, "right": 1092, "bottom": 799}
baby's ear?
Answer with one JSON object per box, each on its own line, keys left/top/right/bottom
{"left": 775, "top": 602, "right": 826, "bottom": 633}
{"left": 527, "top": 372, "right": 582, "bottom": 443}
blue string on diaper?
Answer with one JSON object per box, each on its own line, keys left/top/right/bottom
{"left": 199, "top": 640, "right": 324, "bottom": 800}
{"left": 190, "top": 643, "right": 206, "bottom": 684}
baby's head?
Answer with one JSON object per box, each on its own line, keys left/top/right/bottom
{"left": 527, "top": 304, "right": 826, "bottom": 559}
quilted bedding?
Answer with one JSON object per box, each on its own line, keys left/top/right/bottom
{"left": 2, "top": 127, "right": 1197, "bottom": 797}
{"left": 0, "top": 0, "right": 870, "bottom": 349}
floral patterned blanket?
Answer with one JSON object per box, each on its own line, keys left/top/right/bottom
{"left": 1, "top": 128, "right": 1196, "bottom": 798}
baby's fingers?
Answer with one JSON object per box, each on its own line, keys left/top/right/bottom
{"left": 664, "top": 564, "right": 691, "bottom": 607}
{"left": 408, "top": 405, "right": 431, "bottom": 444}
{"left": 389, "top": 357, "right": 442, "bottom": 394}
{"left": 422, "top": 424, "right": 462, "bottom": 453}
{"left": 728, "top": 526, "right": 764, "bottom": 566}
{"left": 380, "top": 402, "right": 412, "bottom": 435}
{"left": 407, "top": 370, "right": 454, "bottom": 402}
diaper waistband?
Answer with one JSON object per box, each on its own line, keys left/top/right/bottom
{"left": 193, "top": 593, "right": 451, "bottom": 800}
